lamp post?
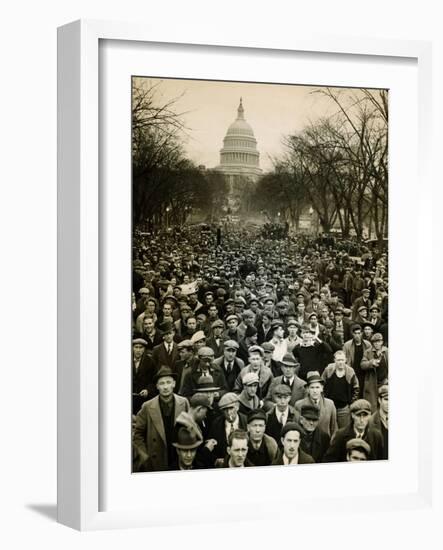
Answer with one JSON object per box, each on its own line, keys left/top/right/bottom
{"left": 166, "top": 205, "right": 171, "bottom": 229}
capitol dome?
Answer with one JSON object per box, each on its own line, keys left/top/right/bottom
{"left": 215, "top": 98, "right": 262, "bottom": 178}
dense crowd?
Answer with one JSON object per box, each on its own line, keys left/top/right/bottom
{"left": 131, "top": 224, "right": 388, "bottom": 472}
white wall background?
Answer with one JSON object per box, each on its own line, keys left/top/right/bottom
{"left": 0, "top": 0, "right": 441, "bottom": 547}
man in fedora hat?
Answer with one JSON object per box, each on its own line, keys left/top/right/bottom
{"left": 151, "top": 320, "right": 179, "bottom": 372}
{"left": 323, "top": 399, "right": 384, "bottom": 462}
{"left": 133, "top": 366, "right": 190, "bottom": 472}
{"left": 295, "top": 371, "right": 337, "bottom": 437}
{"left": 272, "top": 422, "right": 315, "bottom": 465}
{"left": 213, "top": 340, "right": 245, "bottom": 392}
{"left": 170, "top": 426, "right": 203, "bottom": 471}
{"left": 265, "top": 353, "right": 306, "bottom": 410}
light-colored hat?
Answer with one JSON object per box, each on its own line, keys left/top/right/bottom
{"left": 242, "top": 372, "right": 260, "bottom": 386}
{"left": 190, "top": 330, "right": 206, "bottom": 344}
{"left": 218, "top": 392, "right": 239, "bottom": 409}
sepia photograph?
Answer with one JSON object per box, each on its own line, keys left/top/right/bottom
{"left": 131, "top": 76, "right": 389, "bottom": 473}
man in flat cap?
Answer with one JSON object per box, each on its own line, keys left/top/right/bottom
{"left": 179, "top": 346, "right": 228, "bottom": 400}
{"left": 346, "top": 438, "right": 371, "bottom": 461}
{"left": 265, "top": 353, "right": 306, "bottom": 410}
{"left": 272, "top": 422, "right": 315, "bottom": 465}
{"left": 368, "top": 384, "right": 388, "bottom": 459}
{"left": 237, "top": 372, "right": 262, "bottom": 415}
{"left": 295, "top": 371, "right": 337, "bottom": 438}
{"left": 175, "top": 339, "right": 197, "bottom": 391}
{"left": 234, "top": 345, "right": 273, "bottom": 399}
{"left": 139, "top": 314, "right": 163, "bottom": 351}
{"left": 133, "top": 366, "right": 190, "bottom": 472}
{"left": 237, "top": 325, "right": 259, "bottom": 364}
{"left": 265, "top": 384, "right": 298, "bottom": 444}
{"left": 284, "top": 319, "right": 302, "bottom": 354}
{"left": 246, "top": 409, "right": 279, "bottom": 466}
{"left": 256, "top": 311, "right": 274, "bottom": 345}
{"left": 206, "top": 319, "right": 226, "bottom": 358}
{"left": 269, "top": 319, "right": 288, "bottom": 362}
{"left": 362, "top": 333, "right": 389, "bottom": 410}
{"left": 323, "top": 398, "right": 384, "bottom": 462}
{"left": 293, "top": 324, "right": 332, "bottom": 380}
{"left": 132, "top": 338, "right": 156, "bottom": 414}
{"left": 223, "top": 314, "right": 242, "bottom": 342}
{"left": 213, "top": 340, "right": 245, "bottom": 392}
{"left": 208, "top": 393, "right": 248, "bottom": 467}
{"left": 342, "top": 323, "right": 373, "bottom": 398}
{"left": 298, "top": 404, "right": 331, "bottom": 463}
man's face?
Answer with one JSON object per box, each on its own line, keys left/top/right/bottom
{"left": 177, "top": 447, "right": 197, "bottom": 469}
{"left": 194, "top": 406, "right": 208, "bottom": 423}
{"left": 352, "top": 411, "right": 370, "bottom": 432}
{"left": 163, "top": 304, "right": 173, "bottom": 316}
{"left": 224, "top": 348, "right": 237, "bottom": 361}
{"left": 373, "top": 339, "right": 383, "bottom": 350}
{"left": 181, "top": 309, "right": 191, "bottom": 320}
{"left": 309, "top": 315, "right": 318, "bottom": 326}
{"left": 228, "top": 437, "right": 248, "bottom": 467}
{"left": 197, "top": 314, "right": 207, "bottom": 325}
{"left": 281, "top": 364, "right": 295, "bottom": 379}
{"left": 188, "top": 293, "right": 197, "bottom": 304}
{"left": 208, "top": 305, "right": 218, "bottom": 319}
{"left": 353, "top": 329, "right": 363, "bottom": 343}
{"left": 275, "top": 394, "right": 291, "bottom": 411}
{"left": 156, "top": 376, "right": 176, "bottom": 398}
{"left": 300, "top": 415, "right": 319, "bottom": 434}
{"left": 297, "top": 303, "right": 305, "bottom": 314}
{"left": 335, "top": 354, "right": 346, "bottom": 369}
{"left": 274, "top": 326, "right": 284, "bottom": 339}
{"left": 226, "top": 303, "right": 235, "bottom": 314}
{"left": 179, "top": 347, "right": 192, "bottom": 361}
{"left": 244, "top": 314, "right": 254, "bottom": 326}
{"left": 213, "top": 326, "right": 224, "bottom": 337}
{"left": 146, "top": 301, "right": 156, "bottom": 314}
{"left": 248, "top": 353, "right": 262, "bottom": 370}
{"left": 308, "top": 382, "right": 323, "bottom": 400}
{"left": 288, "top": 325, "right": 298, "bottom": 337}
{"left": 133, "top": 343, "right": 145, "bottom": 359}
{"left": 262, "top": 315, "right": 272, "bottom": 327}
{"left": 245, "top": 382, "right": 259, "bottom": 398}
{"left": 186, "top": 318, "right": 197, "bottom": 331}
{"left": 195, "top": 339, "right": 206, "bottom": 350}
{"left": 263, "top": 350, "right": 273, "bottom": 364}
{"left": 278, "top": 304, "right": 288, "bottom": 315}
{"left": 248, "top": 419, "right": 266, "bottom": 442}
{"left": 363, "top": 326, "right": 373, "bottom": 339}
{"left": 347, "top": 450, "right": 367, "bottom": 462}
{"left": 379, "top": 395, "right": 388, "bottom": 415}
{"left": 223, "top": 404, "right": 239, "bottom": 423}
{"left": 302, "top": 331, "right": 313, "bottom": 345}
{"left": 227, "top": 319, "right": 238, "bottom": 331}
{"left": 282, "top": 430, "right": 301, "bottom": 460}
{"left": 248, "top": 333, "right": 258, "bottom": 345}
{"left": 205, "top": 295, "right": 214, "bottom": 305}
{"left": 163, "top": 330, "right": 174, "bottom": 344}
{"left": 199, "top": 350, "right": 214, "bottom": 369}
{"left": 143, "top": 318, "right": 155, "bottom": 333}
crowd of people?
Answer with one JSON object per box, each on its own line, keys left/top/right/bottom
{"left": 131, "top": 224, "right": 388, "bottom": 472}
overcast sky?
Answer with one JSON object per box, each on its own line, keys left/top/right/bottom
{"left": 133, "top": 77, "right": 369, "bottom": 172}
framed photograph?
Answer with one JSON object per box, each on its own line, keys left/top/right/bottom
{"left": 58, "top": 20, "right": 432, "bottom": 530}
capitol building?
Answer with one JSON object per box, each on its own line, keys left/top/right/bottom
{"left": 215, "top": 98, "right": 262, "bottom": 181}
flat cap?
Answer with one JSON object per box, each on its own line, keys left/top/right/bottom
{"left": 242, "top": 372, "right": 260, "bottom": 385}
{"left": 190, "top": 393, "right": 213, "bottom": 410}
{"left": 270, "top": 319, "right": 284, "bottom": 330}
{"left": 190, "top": 330, "right": 206, "bottom": 344}
{"left": 225, "top": 314, "right": 240, "bottom": 323}
{"left": 223, "top": 339, "right": 239, "bottom": 350}
{"left": 378, "top": 384, "right": 389, "bottom": 398}
{"left": 362, "top": 288, "right": 370, "bottom": 293}
{"left": 346, "top": 438, "right": 371, "bottom": 455}
{"left": 197, "top": 346, "right": 215, "bottom": 357}
{"left": 177, "top": 339, "right": 194, "bottom": 349}
{"left": 350, "top": 399, "right": 372, "bottom": 415}
{"left": 261, "top": 341, "right": 275, "bottom": 352}
{"left": 133, "top": 338, "right": 148, "bottom": 346}
{"left": 357, "top": 305, "right": 368, "bottom": 313}
{"left": 218, "top": 392, "right": 239, "bottom": 409}
{"left": 247, "top": 345, "right": 264, "bottom": 356}
{"left": 371, "top": 333, "right": 384, "bottom": 342}
{"left": 211, "top": 319, "right": 225, "bottom": 329}
{"left": 351, "top": 323, "right": 362, "bottom": 333}
{"left": 300, "top": 404, "right": 320, "bottom": 420}
{"left": 247, "top": 409, "right": 267, "bottom": 424}
{"left": 323, "top": 319, "right": 334, "bottom": 328}
{"left": 139, "top": 288, "right": 150, "bottom": 295}
{"left": 272, "top": 383, "right": 292, "bottom": 397}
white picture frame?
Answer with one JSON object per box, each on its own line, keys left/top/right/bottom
{"left": 57, "top": 19, "right": 433, "bottom": 531}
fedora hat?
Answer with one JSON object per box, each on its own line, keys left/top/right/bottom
{"left": 172, "top": 427, "right": 202, "bottom": 450}
{"left": 153, "top": 365, "right": 177, "bottom": 383}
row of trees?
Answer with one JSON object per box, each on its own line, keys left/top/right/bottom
{"left": 132, "top": 80, "right": 229, "bottom": 227}
{"left": 254, "top": 88, "right": 388, "bottom": 242}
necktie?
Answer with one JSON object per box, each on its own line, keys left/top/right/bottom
{"left": 279, "top": 412, "right": 285, "bottom": 425}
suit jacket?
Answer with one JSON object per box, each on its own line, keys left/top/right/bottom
{"left": 300, "top": 427, "right": 330, "bottom": 463}
{"left": 152, "top": 341, "right": 179, "bottom": 370}
{"left": 342, "top": 339, "right": 372, "bottom": 371}
{"left": 206, "top": 335, "right": 226, "bottom": 358}
{"left": 207, "top": 412, "right": 248, "bottom": 460}
{"left": 272, "top": 448, "right": 315, "bottom": 465}
{"left": 265, "top": 405, "right": 297, "bottom": 443}
{"left": 132, "top": 352, "right": 157, "bottom": 414}
{"left": 294, "top": 396, "right": 338, "bottom": 438}
{"left": 133, "top": 394, "right": 190, "bottom": 471}
{"left": 265, "top": 375, "right": 306, "bottom": 408}
{"left": 322, "top": 422, "right": 384, "bottom": 462}
{"left": 213, "top": 356, "right": 244, "bottom": 392}
{"left": 179, "top": 363, "right": 229, "bottom": 399}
